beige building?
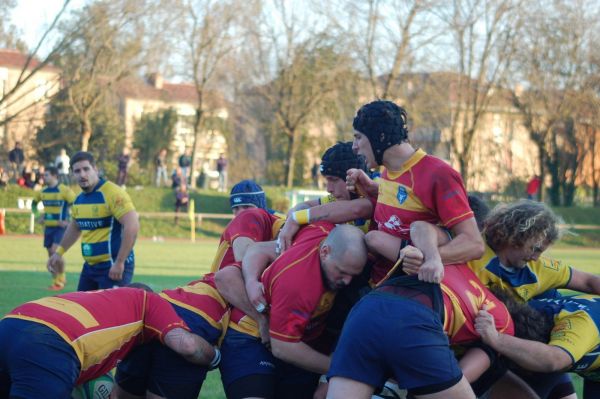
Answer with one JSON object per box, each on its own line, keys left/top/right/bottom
{"left": 115, "top": 74, "right": 228, "bottom": 177}
{"left": 0, "top": 49, "right": 61, "bottom": 152}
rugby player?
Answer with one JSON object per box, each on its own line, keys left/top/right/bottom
{"left": 0, "top": 287, "right": 218, "bottom": 398}
{"left": 476, "top": 291, "right": 600, "bottom": 398}
{"left": 31, "top": 166, "right": 76, "bottom": 290}
{"left": 47, "top": 151, "right": 139, "bottom": 291}
{"left": 346, "top": 100, "right": 484, "bottom": 284}
{"left": 326, "top": 265, "right": 514, "bottom": 399}
{"left": 113, "top": 276, "right": 229, "bottom": 399}
{"left": 218, "top": 223, "right": 368, "bottom": 399}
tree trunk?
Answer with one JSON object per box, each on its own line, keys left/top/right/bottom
{"left": 81, "top": 118, "right": 92, "bottom": 152}
{"left": 562, "top": 182, "right": 575, "bottom": 207}
{"left": 285, "top": 129, "right": 299, "bottom": 188}
{"left": 190, "top": 106, "right": 204, "bottom": 189}
{"left": 593, "top": 183, "right": 599, "bottom": 207}
{"left": 536, "top": 140, "right": 545, "bottom": 202}
{"left": 458, "top": 156, "right": 469, "bottom": 189}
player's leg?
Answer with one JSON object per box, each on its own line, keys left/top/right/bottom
{"left": 413, "top": 376, "right": 475, "bottom": 399}
{"left": 327, "top": 377, "right": 374, "bottom": 399}
{"left": 77, "top": 262, "right": 101, "bottom": 291}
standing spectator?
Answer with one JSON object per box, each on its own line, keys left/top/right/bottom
{"left": 174, "top": 184, "right": 189, "bottom": 225}
{"left": 0, "top": 166, "right": 8, "bottom": 188}
{"left": 526, "top": 175, "right": 541, "bottom": 200}
{"left": 117, "top": 148, "right": 131, "bottom": 187}
{"left": 8, "top": 141, "right": 25, "bottom": 181}
{"left": 54, "top": 148, "right": 70, "bottom": 185}
{"left": 155, "top": 148, "right": 168, "bottom": 187}
{"left": 47, "top": 151, "right": 140, "bottom": 291}
{"left": 216, "top": 153, "right": 228, "bottom": 192}
{"left": 178, "top": 149, "right": 192, "bottom": 185}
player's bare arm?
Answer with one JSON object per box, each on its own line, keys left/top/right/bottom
{"left": 47, "top": 220, "right": 81, "bottom": 274}
{"left": 439, "top": 218, "right": 484, "bottom": 264}
{"left": 110, "top": 210, "right": 139, "bottom": 281}
{"left": 566, "top": 268, "right": 600, "bottom": 295}
{"left": 278, "top": 198, "right": 373, "bottom": 252}
{"left": 475, "top": 308, "right": 572, "bottom": 372}
{"left": 163, "top": 327, "right": 218, "bottom": 367}
{"left": 241, "top": 241, "right": 278, "bottom": 309}
{"left": 270, "top": 338, "right": 331, "bottom": 375}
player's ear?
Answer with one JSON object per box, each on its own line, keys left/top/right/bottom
{"left": 320, "top": 244, "right": 331, "bottom": 259}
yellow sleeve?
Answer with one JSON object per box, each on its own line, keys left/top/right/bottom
{"left": 60, "top": 184, "right": 77, "bottom": 204}
{"left": 548, "top": 311, "right": 600, "bottom": 364}
{"left": 107, "top": 184, "right": 135, "bottom": 220}
{"left": 530, "top": 257, "right": 572, "bottom": 291}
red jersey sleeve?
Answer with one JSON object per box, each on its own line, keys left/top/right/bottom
{"left": 143, "top": 291, "right": 190, "bottom": 343}
{"left": 223, "top": 208, "right": 275, "bottom": 243}
{"left": 429, "top": 164, "right": 473, "bottom": 229}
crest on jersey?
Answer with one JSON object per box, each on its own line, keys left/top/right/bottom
{"left": 397, "top": 186, "right": 408, "bottom": 204}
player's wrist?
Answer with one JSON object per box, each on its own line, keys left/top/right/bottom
{"left": 292, "top": 209, "right": 310, "bottom": 225}
{"left": 55, "top": 246, "right": 65, "bottom": 256}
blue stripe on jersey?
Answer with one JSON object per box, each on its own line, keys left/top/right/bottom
{"left": 485, "top": 257, "right": 538, "bottom": 287}
{"left": 76, "top": 217, "right": 113, "bottom": 230}
{"left": 74, "top": 189, "right": 107, "bottom": 205}
{"left": 82, "top": 241, "right": 110, "bottom": 257}
{"left": 43, "top": 200, "right": 65, "bottom": 207}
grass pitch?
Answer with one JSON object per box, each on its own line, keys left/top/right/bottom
{"left": 1, "top": 235, "right": 597, "bottom": 397}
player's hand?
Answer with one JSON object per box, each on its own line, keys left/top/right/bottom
{"left": 47, "top": 253, "right": 65, "bottom": 274}
{"left": 109, "top": 261, "right": 125, "bottom": 281}
{"left": 475, "top": 304, "right": 499, "bottom": 345}
{"left": 59, "top": 220, "right": 69, "bottom": 228}
{"left": 418, "top": 258, "right": 444, "bottom": 284}
{"left": 346, "top": 168, "right": 365, "bottom": 196}
{"left": 36, "top": 216, "right": 44, "bottom": 225}
{"left": 400, "top": 245, "right": 424, "bottom": 275}
{"left": 246, "top": 280, "right": 267, "bottom": 311}
{"left": 278, "top": 220, "right": 300, "bottom": 253}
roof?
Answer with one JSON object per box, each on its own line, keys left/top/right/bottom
{"left": 0, "top": 49, "right": 60, "bottom": 72}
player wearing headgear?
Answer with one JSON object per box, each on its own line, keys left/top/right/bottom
{"left": 346, "top": 100, "right": 483, "bottom": 284}
{"left": 211, "top": 180, "right": 285, "bottom": 344}
{"left": 326, "top": 265, "right": 513, "bottom": 399}
{"left": 31, "top": 166, "right": 76, "bottom": 290}
{"left": 113, "top": 275, "right": 229, "bottom": 399}
{"left": 0, "top": 287, "right": 219, "bottom": 398}
{"left": 277, "top": 142, "right": 375, "bottom": 252}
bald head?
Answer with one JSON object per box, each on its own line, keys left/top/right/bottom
{"left": 322, "top": 224, "right": 368, "bottom": 272}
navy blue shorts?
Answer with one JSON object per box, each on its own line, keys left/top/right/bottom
{"left": 0, "top": 318, "right": 80, "bottom": 399}
{"left": 43, "top": 226, "right": 66, "bottom": 249}
{"left": 328, "top": 290, "right": 463, "bottom": 395}
{"left": 114, "top": 304, "right": 220, "bottom": 399}
{"left": 219, "top": 329, "right": 319, "bottom": 399}
{"left": 77, "top": 260, "right": 134, "bottom": 291}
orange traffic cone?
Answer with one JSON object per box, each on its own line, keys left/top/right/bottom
{"left": 0, "top": 209, "right": 5, "bottom": 235}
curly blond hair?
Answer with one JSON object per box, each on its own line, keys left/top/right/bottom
{"left": 483, "top": 200, "right": 562, "bottom": 252}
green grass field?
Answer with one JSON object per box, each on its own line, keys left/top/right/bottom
{"left": 1, "top": 235, "right": 598, "bottom": 397}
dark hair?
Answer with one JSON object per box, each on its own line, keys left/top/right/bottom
{"left": 70, "top": 151, "right": 96, "bottom": 169}
{"left": 489, "top": 286, "right": 553, "bottom": 343}
{"left": 468, "top": 194, "right": 490, "bottom": 231}
{"left": 46, "top": 166, "right": 59, "bottom": 177}
{"left": 320, "top": 142, "right": 368, "bottom": 180}
{"left": 352, "top": 100, "right": 409, "bottom": 165}
{"left": 484, "top": 200, "right": 562, "bottom": 252}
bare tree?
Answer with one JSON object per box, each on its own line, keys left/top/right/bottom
{"left": 173, "top": 0, "right": 244, "bottom": 188}
{"left": 436, "top": 0, "right": 520, "bottom": 186}
{"left": 510, "top": 0, "right": 600, "bottom": 205}
{"left": 58, "top": 0, "right": 157, "bottom": 151}
{"left": 0, "top": 0, "right": 73, "bottom": 136}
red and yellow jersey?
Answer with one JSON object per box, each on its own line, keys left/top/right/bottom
{"left": 210, "top": 208, "right": 285, "bottom": 273}
{"left": 530, "top": 295, "right": 600, "bottom": 377}
{"left": 442, "top": 265, "right": 514, "bottom": 344}
{"left": 374, "top": 149, "right": 473, "bottom": 240}
{"left": 160, "top": 274, "right": 229, "bottom": 333}
{"left": 229, "top": 222, "right": 336, "bottom": 345}
{"left": 4, "top": 288, "right": 188, "bottom": 383}
{"left": 467, "top": 243, "right": 572, "bottom": 302}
